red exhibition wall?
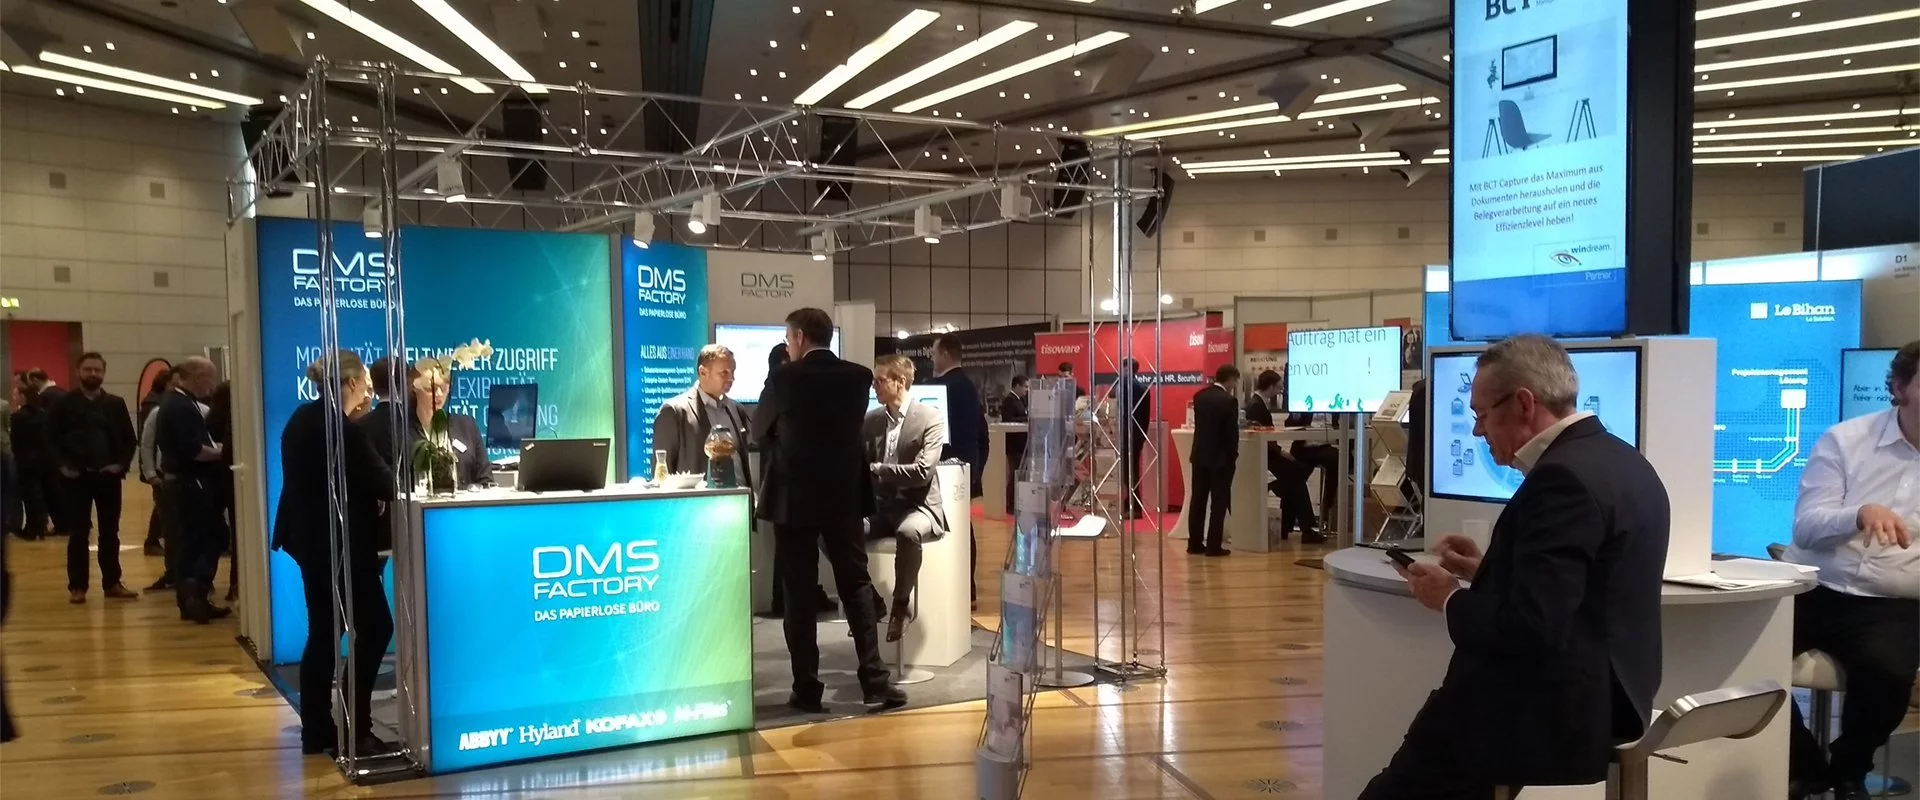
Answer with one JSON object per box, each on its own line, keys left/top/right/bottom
{"left": 5, "top": 320, "right": 78, "bottom": 391}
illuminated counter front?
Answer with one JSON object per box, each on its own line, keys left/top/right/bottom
{"left": 391, "top": 484, "right": 754, "bottom": 774}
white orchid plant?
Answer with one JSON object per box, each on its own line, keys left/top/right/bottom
{"left": 411, "top": 338, "right": 493, "bottom": 493}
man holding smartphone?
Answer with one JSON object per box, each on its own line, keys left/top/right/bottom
{"left": 1367, "top": 335, "right": 1669, "bottom": 799}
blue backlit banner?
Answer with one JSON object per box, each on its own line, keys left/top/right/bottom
{"left": 1690, "top": 280, "right": 1861, "bottom": 557}
{"left": 418, "top": 493, "right": 753, "bottom": 772}
{"left": 621, "top": 241, "right": 710, "bottom": 480}
{"left": 254, "top": 219, "right": 615, "bottom": 664}
{"left": 1450, "top": 0, "right": 1629, "bottom": 340}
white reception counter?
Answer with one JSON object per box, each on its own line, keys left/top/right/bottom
{"left": 1320, "top": 546, "right": 1810, "bottom": 799}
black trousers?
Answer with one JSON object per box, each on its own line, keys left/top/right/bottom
{"left": 16, "top": 463, "right": 49, "bottom": 537}
{"left": 1363, "top": 691, "right": 1523, "bottom": 799}
{"left": 775, "top": 522, "right": 889, "bottom": 700}
{"left": 41, "top": 464, "right": 72, "bottom": 535}
{"left": 1186, "top": 463, "right": 1232, "bottom": 552}
{"left": 165, "top": 479, "right": 226, "bottom": 609}
{"left": 144, "top": 486, "right": 166, "bottom": 549}
{"left": 63, "top": 472, "right": 124, "bottom": 591}
{"left": 1292, "top": 442, "right": 1341, "bottom": 519}
{"left": 290, "top": 543, "right": 393, "bottom": 746}
{"left": 149, "top": 483, "right": 177, "bottom": 584}
{"left": 1265, "top": 450, "right": 1319, "bottom": 534}
{"left": 1125, "top": 433, "right": 1147, "bottom": 516}
{"left": 1789, "top": 585, "right": 1920, "bottom": 784}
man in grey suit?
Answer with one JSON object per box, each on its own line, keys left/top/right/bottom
{"left": 651, "top": 345, "right": 752, "bottom": 487}
{"left": 864, "top": 354, "right": 950, "bottom": 643}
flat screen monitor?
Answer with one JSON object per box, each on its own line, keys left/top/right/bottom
{"left": 714, "top": 323, "right": 841, "bottom": 404}
{"left": 1841, "top": 348, "right": 1897, "bottom": 421}
{"left": 867, "top": 384, "right": 951, "bottom": 433}
{"left": 1285, "top": 326, "right": 1401, "bottom": 413}
{"left": 1501, "top": 35, "right": 1558, "bottom": 90}
{"left": 485, "top": 383, "right": 539, "bottom": 450}
{"left": 1428, "top": 347, "right": 1642, "bottom": 503}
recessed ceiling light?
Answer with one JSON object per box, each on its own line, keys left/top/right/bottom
{"left": 571, "top": 30, "right": 580, "bottom": 38}
{"left": 171, "top": 107, "right": 179, "bottom": 114}
{"left": 297, "top": 0, "right": 490, "bottom": 92}
{"left": 792, "top": 4, "right": 800, "bottom": 11}
{"left": 82, "top": 45, "right": 93, "bottom": 53}
{"left": 794, "top": 9, "right": 939, "bottom": 105}
{"left": 105, "top": 42, "right": 115, "bottom": 50}
{"left": 893, "top": 30, "right": 1127, "bottom": 113}
{"left": 956, "top": 23, "right": 965, "bottom": 30}
{"left": 412, "top": 0, "right": 546, "bottom": 92}
{"left": 1023, "top": 92, "right": 1031, "bottom": 99}
{"left": 13, "top": 64, "right": 231, "bottom": 107}
{"left": 1697, "top": 8, "right": 1920, "bottom": 49}
{"left": 55, "top": 88, "right": 64, "bottom": 96}
{"left": 307, "top": 31, "right": 316, "bottom": 39}
{"left": 36, "top": 53, "right": 263, "bottom": 104}
{"left": 1273, "top": 0, "right": 1392, "bottom": 28}
{"left": 769, "top": 40, "right": 779, "bottom": 48}
{"left": 1187, "top": 48, "right": 1196, "bottom": 54}
{"left": 559, "top": 61, "right": 567, "bottom": 68}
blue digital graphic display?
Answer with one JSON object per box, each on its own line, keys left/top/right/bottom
{"left": 621, "top": 241, "right": 711, "bottom": 479}
{"left": 419, "top": 493, "right": 753, "bottom": 773}
{"left": 1690, "top": 281, "right": 1861, "bottom": 557}
{"left": 1841, "top": 348, "right": 1897, "bottom": 421}
{"left": 1450, "top": 0, "right": 1628, "bottom": 340}
{"left": 1429, "top": 347, "right": 1642, "bottom": 502}
{"left": 1285, "top": 326, "right": 1401, "bottom": 413}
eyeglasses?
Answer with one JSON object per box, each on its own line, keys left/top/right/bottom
{"left": 1471, "top": 391, "right": 1517, "bottom": 426}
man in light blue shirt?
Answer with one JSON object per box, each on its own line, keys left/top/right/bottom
{"left": 1783, "top": 340, "right": 1919, "bottom": 800}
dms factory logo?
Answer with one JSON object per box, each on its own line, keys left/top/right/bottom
{"left": 740, "top": 273, "right": 795, "bottom": 299}
{"left": 292, "top": 247, "right": 385, "bottom": 294}
{"left": 635, "top": 264, "right": 689, "bottom": 305}
{"left": 532, "top": 541, "right": 660, "bottom": 599}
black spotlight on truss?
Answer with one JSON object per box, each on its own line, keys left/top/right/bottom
{"left": 1049, "top": 138, "right": 1090, "bottom": 217}
{"left": 815, "top": 115, "right": 859, "bottom": 204}
{"left": 501, "top": 97, "right": 550, "bottom": 191}
{"left": 1135, "top": 168, "right": 1173, "bottom": 237}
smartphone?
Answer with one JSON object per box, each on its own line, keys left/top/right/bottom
{"left": 1384, "top": 547, "right": 1417, "bottom": 569}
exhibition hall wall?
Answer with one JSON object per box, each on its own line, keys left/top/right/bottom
{"left": 0, "top": 94, "right": 243, "bottom": 399}
{"left": 838, "top": 216, "right": 1084, "bottom": 336}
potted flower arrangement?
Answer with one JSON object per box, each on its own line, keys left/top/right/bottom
{"left": 410, "top": 338, "right": 493, "bottom": 496}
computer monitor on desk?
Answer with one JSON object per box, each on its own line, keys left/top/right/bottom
{"left": 518, "top": 439, "right": 609, "bottom": 493}
{"left": 487, "top": 384, "right": 539, "bottom": 450}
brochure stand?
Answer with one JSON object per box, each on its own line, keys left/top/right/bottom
{"left": 977, "top": 378, "right": 1076, "bottom": 799}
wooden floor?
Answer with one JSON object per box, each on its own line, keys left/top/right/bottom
{"left": 1, "top": 500, "right": 1341, "bottom": 799}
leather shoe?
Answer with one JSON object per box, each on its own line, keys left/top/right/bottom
{"left": 1205, "top": 548, "right": 1232, "bottom": 557}
{"left": 863, "top": 686, "right": 908, "bottom": 711}
{"left": 786, "top": 693, "right": 827, "bottom": 715}
{"left": 1787, "top": 777, "right": 1830, "bottom": 800}
{"left": 68, "top": 591, "right": 86, "bottom": 604}
{"left": 1831, "top": 779, "right": 1870, "bottom": 800}
{"left": 144, "top": 578, "right": 174, "bottom": 593}
{"left": 1300, "top": 531, "right": 1328, "bottom": 545}
{"left": 1185, "top": 546, "right": 1205, "bottom": 555}
{"left": 144, "top": 542, "right": 166, "bottom": 557}
{"left": 103, "top": 583, "right": 139, "bottom": 600}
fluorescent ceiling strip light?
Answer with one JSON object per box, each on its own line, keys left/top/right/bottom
{"left": 38, "top": 52, "right": 262, "bottom": 105}
{"left": 1698, "top": 38, "right": 1920, "bottom": 72}
{"left": 1194, "top": 0, "right": 1240, "bottom": 11}
{"left": 845, "top": 19, "right": 1031, "bottom": 109}
{"left": 1297, "top": 95, "right": 1438, "bottom": 120}
{"left": 1695, "top": 155, "right": 1866, "bottom": 164}
{"left": 1187, "top": 158, "right": 1412, "bottom": 174}
{"left": 297, "top": 0, "right": 491, "bottom": 93}
{"left": 893, "top": 30, "right": 1129, "bottom": 113}
{"left": 1085, "top": 83, "right": 1406, "bottom": 136}
{"left": 1182, "top": 154, "right": 1875, "bottom": 176}
{"left": 1696, "top": 63, "right": 1920, "bottom": 92}
{"left": 1695, "top": 125, "right": 1913, "bottom": 141}
{"left": 1696, "top": 0, "right": 1814, "bottom": 21}
{"left": 1694, "top": 107, "right": 1914, "bottom": 128}
{"left": 1272, "top": 0, "right": 1393, "bottom": 27}
{"left": 1696, "top": 139, "right": 1920, "bottom": 153}
{"left": 796, "top": 9, "right": 941, "bottom": 106}
{"left": 1198, "top": 151, "right": 1408, "bottom": 169}
{"left": 410, "top": 0, "right": 545, "bottom": 93}
{"left": 1123, "top": 96, "right": 1436, "bottom": 140}
{"left": 11, "top": 65, "right": 228, "bottom": 108}
{"left": 1696, "top": 9, "right": 1920, "bottom": 50}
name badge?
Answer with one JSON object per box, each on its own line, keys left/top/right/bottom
{"left": 451, "top": 438, "right": 469, "bottom": 454}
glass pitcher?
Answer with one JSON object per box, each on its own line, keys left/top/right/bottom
{"left": 704, "top": 424, "right": 740, "bottom": 489}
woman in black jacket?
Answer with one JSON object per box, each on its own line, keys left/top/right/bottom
{"left": 270, "top": 351, "right": 396, "bottom": 757}
{"left": 360, "top": 360, "right": 490, "bottom": 488}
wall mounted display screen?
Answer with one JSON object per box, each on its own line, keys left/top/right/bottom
{"left": 867, "top": 384, "right": 951, "bottom": 433}
{"left": 621, "top": 240, "right": 710, "bottom": 479}
{"left": 1285, "top": 326, "right": 1400, "bottom": 413}
{"left": 1690, "top": 280, "right": 1861, "bottom": 557}
{"left": 420, "top": 494, "right": 753, "bottom": 772}
{"left": 716, "top": 323, "right": 839, "bottom": 404}
{"left": 1429, "top": 347, "right": 1642, "bottom": 502}
{"left": 1501, "top": 35, "right": 1558, "bottom": 89}
{"left": 1842, "top": 348, "right": 1897, "bottom": 421}
{"left": 1450, "top": 0, "right": 1628, "bottom": 341}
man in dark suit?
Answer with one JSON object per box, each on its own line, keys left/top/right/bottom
{"left": 47, "top": 353, "right": 139, "bottom": 603}
{"left": 1245, "top": 370, "right": 1322, "bottom": 543}
{"left": 156, "top": 357, "right": 232, "bottom": 622}
{"left": 864, "top": 354, "right": 950, "bottom": 642}
{"left": 997, "top": 375, "right": 1029, "bottom": 423}
{"left": 751, "top": 308, "right": 906, "bottom": 713}
{"left": 1365, "top": 335, "right": 1669, "bottom": 798}
{"left": 652, "top": 344, "right": 753, "bottom": 486}
{"left": 1115, "top": 359, "right": 1153, "bottom": 519}
{"left": 1186, "top": 366, "right": 1240, "bottom": 556}
{"left": 927, "top": 336, "right": 987, "bottom": 602}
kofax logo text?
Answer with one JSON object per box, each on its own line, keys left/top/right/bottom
{"left": 292, "top": 247, "right": 386, "bottom": 294}
{"left": 532, "top": 541, "right": 661, "bottom": 599}
{"left": 635, "top": 264, "right": 689, "bottom": 306}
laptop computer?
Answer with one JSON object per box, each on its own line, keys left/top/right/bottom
{"left": 517, "top": 439, "right": 609, "bottom": 493}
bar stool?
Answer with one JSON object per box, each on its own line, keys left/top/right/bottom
{"left": 1607, "top": 681, "right": 1789, "bottom": 800}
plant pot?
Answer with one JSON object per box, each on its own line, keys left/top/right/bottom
{"left": 428, "top": 460, "right": 457, "bottom": 496}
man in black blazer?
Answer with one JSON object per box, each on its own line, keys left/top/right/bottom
{"left": 1186, "top": 366, "right": 1240, "bottom": 556}
{"left": 1116, "top": 359, "right": 1153, "bottom": 519}
{"left": 1366, "top": 335, "right": 1669, "bottom": 798}
{"left": 751, "top": 308, "right": 906, "bottom": 713}
{"left": 1245, "top": 370, "right": 1322, "bottom": 543}
{"left": 47, "top": 353, "right": 139, "bottom": 602}
{"left": 156, "top": 357, "right": 230, "bottom": 622}
{"left": 926, "top": 336, "right": 987, "bottom": 602}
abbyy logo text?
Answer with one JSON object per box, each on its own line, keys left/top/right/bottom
{"left": 291, "top": 247, "right": 385, "bottom": 294}
{"left": 532, "top": 541, "right": 661, "bottom": 599}
{"left": 739, "top": 272, "right": 795, "bottom": 299}
{"left": 635, "top": 264, "right": 689, "bottom": 305}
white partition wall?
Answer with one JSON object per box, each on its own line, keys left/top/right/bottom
{"left": 704, "top": 249, "right": 834, "bottom": 324}
{"left": 833, "top": 301, "right": 876, "bottom": 368}
{"left": 1425, "top": 337, "right": 1716, "bottom": 578}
